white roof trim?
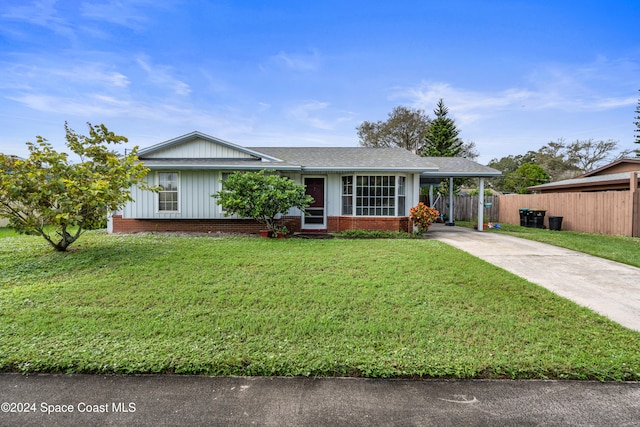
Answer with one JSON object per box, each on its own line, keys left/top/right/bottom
{"left": 137, "top": 131, "right": 283, "bottom": 162}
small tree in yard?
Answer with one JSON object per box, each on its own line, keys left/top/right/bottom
{"left": 0, "top": 123, "right": 153, "bottom": 251}
{"left": 213, "top": 171, "right": 313, "bottom": 235}
{"left": 504, "top": 163, "right": 550, "bottom": 194}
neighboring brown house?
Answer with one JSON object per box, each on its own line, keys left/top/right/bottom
{"left": 528, "top": 158, "right": 640, "bottom": 193}
{"left": 501, "top": 158, "right": 639, "bottom": 237}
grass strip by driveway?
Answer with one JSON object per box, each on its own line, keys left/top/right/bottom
{"left": 1, "top": 231, "right": 639, "bottom": 380}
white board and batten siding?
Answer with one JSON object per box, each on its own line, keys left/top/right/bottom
{"left": 123, "top": 170, "right": 225, "bottom": 219}
{"left": 143, "top": 138, "right": 256, "bottom": 159}
{"left": 123, "top": 169, "right": 424, "bottom": 220}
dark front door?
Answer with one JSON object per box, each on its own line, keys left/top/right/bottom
{"left": 303, "top": 177, "right": 325, "bottom": 229}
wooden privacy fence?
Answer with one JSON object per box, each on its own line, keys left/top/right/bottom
{"left": 427, "top": 195, "right": 500, "bottom": 222}
{"left": 499, "top": 191, "right": 640, "bottom": 237}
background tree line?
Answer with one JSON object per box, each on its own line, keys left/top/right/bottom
{"left": 357, "top": 100, "right": 478, "bottom": 160}
{"left": 359, "top": 89, "right": 640, "bottom": 195}
{"left": 488, "top": 138, "right": 633, "bottom": 193}
{"left": 357, "top": 100, "right": 477, "bottom": 195}
{"left": 491, "top": 90, "right": 639, "bottom": 193}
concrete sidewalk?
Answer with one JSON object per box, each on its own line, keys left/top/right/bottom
{"left": 1, "top": 374, "right": 639, "bottom": 426}
{"left": 427, "top": 224, "right": 640, "bottom": 332}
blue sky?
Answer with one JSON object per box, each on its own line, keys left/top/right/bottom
{"left": 1, "top": 0, "right": 638, "bottom": 164}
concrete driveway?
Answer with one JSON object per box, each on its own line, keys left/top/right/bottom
{"left": 427, "top": 224, "right": 640, "bottom": 332}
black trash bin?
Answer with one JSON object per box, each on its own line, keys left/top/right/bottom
{"left": 519, "top": 208, "right": 530, "bottom": 227}
{"left": 529, "top": 210, "right": 546, "bottom": 229}
{"left": 549, "top": 216, "right": 563, "bottom": 231}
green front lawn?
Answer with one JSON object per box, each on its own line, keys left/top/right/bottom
{"left": 0, "top": 227, "right": 17, "bottom": 238}
{"left": 1, "top": 231, "right": 639, "bottom": 380}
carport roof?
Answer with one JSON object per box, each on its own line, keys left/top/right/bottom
{"left": 419, "top": 157, "right": 502, "bottom": 177}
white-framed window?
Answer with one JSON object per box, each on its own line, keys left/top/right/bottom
{"left": 398, "top": 176, "right": 406, "bottom": 216}
{"left": 341, "top": 175, "right": 353, "bottom": 215}
{"left": 158, "top": 172, "right": 179, "bottom": 212}
{"left": 356, "top": 175, "right": 395, "bottom": 216}
{"left": 341, "top": 175, "right": 407, "bottom": 216}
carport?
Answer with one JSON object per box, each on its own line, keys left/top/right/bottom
{"left": 420, "top": 157, "right": 502, "bottom": 231}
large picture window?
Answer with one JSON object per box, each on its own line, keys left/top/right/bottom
{"left": 341, "top": 175, "right": 407, "bottom": 216}
{"left": 158, "top": 172, "right": 179, "bottom": 212}
{"left": 342, "top": 175, "right": 404, "bottom": 216}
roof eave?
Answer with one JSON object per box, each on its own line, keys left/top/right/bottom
{"left": 421, "top": 171, "right": 502, "bottom": 177}
{"left": 301, "top": 167, "right": 438, "bottom": 173}
{"left": 137, "top": 131, "right": 283, "bottom": 162}
{"left": 143, "top": 163, "right": 302, "bottom": 171}
{"left": 581, "top": 158, "right": 640, "bottom": 177}
{"left": 529, "top": 179, "right": 631, "bottom": 191}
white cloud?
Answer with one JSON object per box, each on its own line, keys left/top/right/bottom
{"left": 80, "top": 0, "right": 174, "bottom": 30}
{"left": 3, "top": 0, "right": 56, "bottom": 24}
{"left": 272, "top": 50, "right": 321, "bottom": 71}
{"left": 395, "top": 56, "right": 639, "bottom": 129}
{"left": 522, "top": 56, "right": 638, "bottom": 110}
{"left": 54, "top": 65, "right": 130, "bottom": 88}
{"left": 399, "top": 82, "right": 534, "bottom": 125}
{"left": 7, "top": 93, "right": 121, "bottom": 117}
{"left": 0, "top": 60, "right": 130, "bottom": 93}
{"left": 80, "top": 1, "right": 146, "bottom": 29}
{"left": 288, "top": 100, "right": 355, "bottom": 130}
{"left": 2, "top": 0, "right": 74, "bottom": 38}
{"left": 136, "top": 57, "right": 191, "bottom": 96}
{"left": 5, "top": 90, "right": 256, "bottom": 137}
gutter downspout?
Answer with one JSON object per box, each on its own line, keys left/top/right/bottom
{"left": 477, "top": 178, "right": 485, "bottom": 232}
{"left": 631, "top": 171, "right": 639, "bottom": 237}
{"left": 447, "top": 177, "right": 455, "bottom": 226}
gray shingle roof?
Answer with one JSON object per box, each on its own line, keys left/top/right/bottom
{"left": 252, "top": 147, "right": 439, "bottom": 172}
{"left": 136, "top": 131, "right": 500, "bottom": 177}
{"left": 138, "top": 158, "right": 301, "bottom": 170}
{"left": 420, "top": 157, "right": 502, "bottom": 177}
{"left": 529, "top": 170, "right": 639, "bottom": 190}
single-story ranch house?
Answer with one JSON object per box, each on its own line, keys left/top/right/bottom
{"left": 108, "top": 132, "right": 501, "bottom": 234}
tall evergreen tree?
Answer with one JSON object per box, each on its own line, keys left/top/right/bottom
{"left": 420, "top": 99, "right": 463, "bottom": 157}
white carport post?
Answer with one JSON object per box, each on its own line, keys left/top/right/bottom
{"left": 448, "top": 177, "right": 454, "bottom": 225}
{"left": 477, "top": 178, "right": 485, "bottom": 232}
